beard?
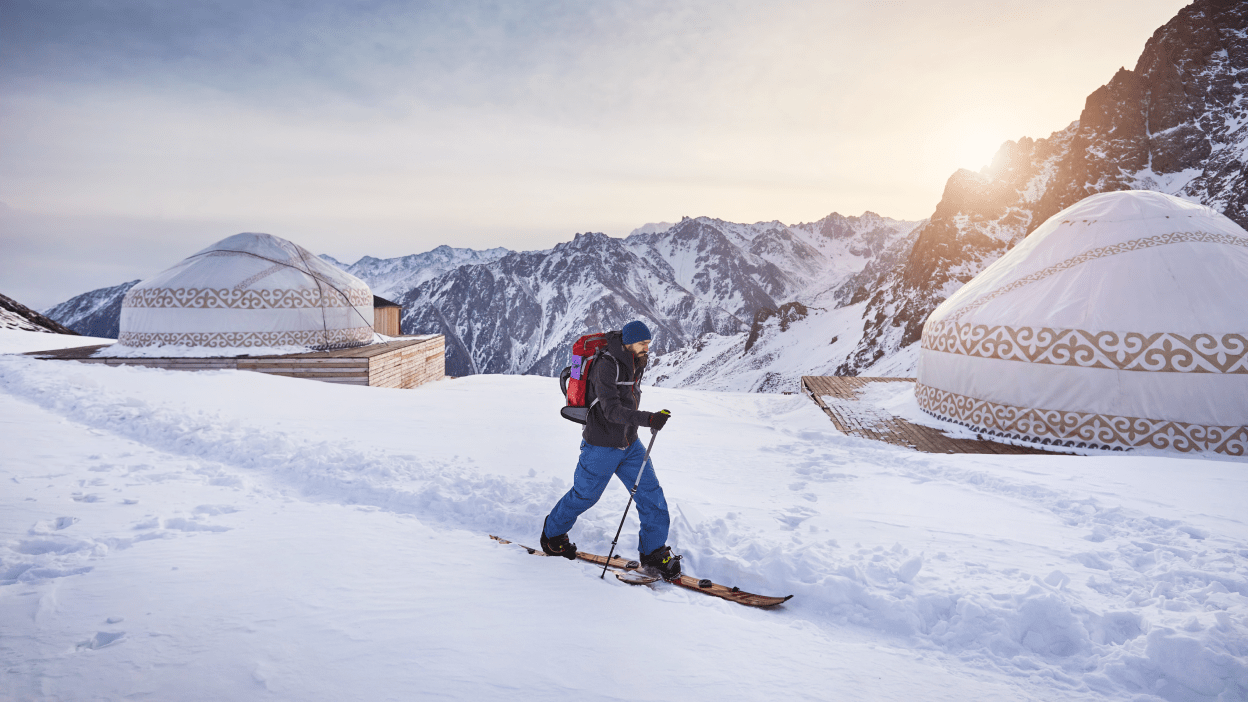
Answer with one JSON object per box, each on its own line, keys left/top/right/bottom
{"left": 634, "top": 350, "right": 649, "bottom": 364}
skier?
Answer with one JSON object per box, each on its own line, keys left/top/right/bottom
{"left": 540, "top": 320, "right": 682, "bottom": 580}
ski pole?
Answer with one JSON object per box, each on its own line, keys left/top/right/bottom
{"left": 601, "top": 428, "right": 660, "bottom": 579}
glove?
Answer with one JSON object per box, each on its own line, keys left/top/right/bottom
{"left": 649, "top": 409, "right": 671, "bottom": 432}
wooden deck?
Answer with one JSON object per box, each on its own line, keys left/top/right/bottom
{"left": 801, "top": 376, "right": 1055, "bottom": 455}
{"left": 25, "top": 336, "right": 446, "bottom": 389}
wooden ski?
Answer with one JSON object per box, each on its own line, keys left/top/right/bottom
{"left": 489, "top": 535, "right": 792, "bottom": 608}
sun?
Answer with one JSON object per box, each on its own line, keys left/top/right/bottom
{"left": 952, "top": 128, "right": 1011, "bottom": 172}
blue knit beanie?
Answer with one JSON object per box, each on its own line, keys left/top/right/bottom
{"left": 621, "top": 320, "right": 652, "bottom": 345}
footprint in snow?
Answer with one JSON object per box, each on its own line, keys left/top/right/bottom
{"left": 163, "top": 518, "right": 230, "bottom": 533}
{"left": 77, "top": 631, "right": 125, "bottom": 651}
{"left": 192, "top": 505, "right": 238, "bottom": 516}
{"left": 775, "top": 506, "right": 819, "bottom": 530}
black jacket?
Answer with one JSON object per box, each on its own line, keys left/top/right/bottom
{"left": 584, "top": 331, "right": 654, "bottom": 448}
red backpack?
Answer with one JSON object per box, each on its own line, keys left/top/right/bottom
{"left": 559, "top": 331, "right": 625, "bottom": 424}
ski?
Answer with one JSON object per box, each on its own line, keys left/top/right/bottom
{"left": 489, "top": 535, "right": 644, "bottom": 572}
{"left": 489, "top": 535, "right": 792, "bottom": 607}
{"left": 666, "top": 574, "right": 792, "bottom": 607}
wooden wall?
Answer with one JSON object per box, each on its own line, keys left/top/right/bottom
{"left": 373, "top": 307, "right": 401, "bottom": 336}
{"left": 369, "top": 336, "right": 445, "bottom": 389}
{"left": 27, "top": 336, "right": 445, "bottom": 390}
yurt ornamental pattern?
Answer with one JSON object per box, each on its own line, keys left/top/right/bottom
{"left": 922, "top": 326, "right": 1248, "bottom": 374}
{"left": 123, "top": 286, "right": 374, "bottom": 310}
{"left": 118, "top": 233, "right": 375, "bottom": 351}
{"left": 116, "top": 328, "right": 371, "bottom": 349}
{"left": 916, "top": 384, "right": 1248, "bottom": 455}
{"left": 915, "top": 191, "right": 1248, "bottom": 455}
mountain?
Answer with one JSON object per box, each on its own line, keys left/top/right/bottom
{"left": 1, "top": 292, "right": 79, "bottom": 334}
{"left": 397, "top": 231, "right": 744, "bottom": 377}
{"left": 326, "top": 245, "right": 511, "bottom": 301}
{"left": 397, "top": 214, "right": 921, "bottom": 379}
{"left": 838, "top": 0, "right": 1248, "bottom": 374}
{"left": 636, "top": 213, "right": 926, "bottom": 392}
{"left": 43, "top": 281, "right": 140, "bottom": 339}
{"left": 38, "top": 214, "right": 920, "bottom": 384}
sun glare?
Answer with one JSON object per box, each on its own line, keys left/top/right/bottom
{"left": 952, "top": 128, "right": 1010, "bottom": 172}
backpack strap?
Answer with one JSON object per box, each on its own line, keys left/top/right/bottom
{"left": 585, "top": 349, "right": 635, "bottom": 414}
{"left": 598, "top": 350, "right": 635, "bottom": 386}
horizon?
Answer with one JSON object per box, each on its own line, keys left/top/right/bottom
{"left": 1, "top": 0, "right": 1191, "bottom": 309}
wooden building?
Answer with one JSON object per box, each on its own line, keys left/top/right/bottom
{"left": 801, "top": 376, "right": 1055, "bottom": 455}
{"left": 373, "top": 295, "right": 402, "bottom": 336}
{"left": 27, "top": 336, "right": 445, "bottom": 389}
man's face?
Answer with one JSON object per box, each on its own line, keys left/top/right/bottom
{"left": 625, "top": 339, "right": 651, "bottom": 360}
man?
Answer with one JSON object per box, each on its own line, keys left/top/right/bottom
{"left": 540, "top": 320, "right": 681, "bottom": 580}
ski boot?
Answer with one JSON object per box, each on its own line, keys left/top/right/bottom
{"left": 540, "top": 517, "right": 577, "bottom": 560}
{"left": 640, "top": 545, "right": 683, "bottom": 581}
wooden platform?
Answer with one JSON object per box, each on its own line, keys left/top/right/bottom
{"left": 25, "top": 336, "right": 445, "bottom": 389}
{"left": 801, "top": 376, "right": 1055, "bottom": 455}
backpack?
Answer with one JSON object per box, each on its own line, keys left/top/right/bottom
{"left": 558, "top": 331, "right": 632, "bottom": 424}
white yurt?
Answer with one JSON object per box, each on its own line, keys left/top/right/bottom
{"left": 916, "top": 190, "right": 1248, "bottom": 454}
{"left": 118, "top": 232, "right": 374, "bottom": 350}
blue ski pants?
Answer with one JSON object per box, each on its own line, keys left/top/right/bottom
{"left": 544, "top": 438, "right": 670, "bottom": 556}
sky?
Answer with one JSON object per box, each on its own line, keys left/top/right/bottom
{"left": 1, "top": 0, "right": 1192, "bottom": 309}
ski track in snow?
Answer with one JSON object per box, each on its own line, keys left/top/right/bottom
{"left": 1, "top": 354, "right": 1246, "bottom": 701}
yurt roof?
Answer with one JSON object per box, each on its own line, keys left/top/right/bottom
{"left": 930, "top": 190, "right": 1248, "bottom": 334}
{"left": 138, "top": 232, "right": 366, "bottom": 297}
{"left": 117, "top": 232, "right": 374, "bottom": 351}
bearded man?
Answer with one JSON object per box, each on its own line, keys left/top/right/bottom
{"left": 539, "top": 320, "right": 681, "bottom": 580}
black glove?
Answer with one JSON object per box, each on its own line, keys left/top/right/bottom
{"left": 648, "top": 409, "right": 671, "bottom": 431}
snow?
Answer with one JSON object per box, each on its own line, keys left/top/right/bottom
{"left": 0, "top": 328, "right": 117, "bottom": 354}
{"left": 648, "top": 302, "right": 909, "bottom": 392}
{"left": 91, "top": 343, "right": 314, "bottom": 358}
{"left": 2, "top": 328, "right": 1246, "bottom": 701}
{"left": 0, "top": 308, "right": 47, "bottom": 333}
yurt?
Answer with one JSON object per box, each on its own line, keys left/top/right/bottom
{"left": 916, "top": 190, "right": 1248, "bottom": 454}
{"left": 118, "top": 232, "right": 374, "bottom": 350}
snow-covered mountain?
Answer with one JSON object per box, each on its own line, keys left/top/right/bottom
{"left": 398, "top": 214, "right": 921, "bottom": 379}
{"left": 398, "top": 231, "right": 745, "bottom": 377}
{"left": 42, "top": 280, "right": 139, "bottom": 339}
{"left": 39, "top": 214, "right": 921, "bottom": 383}
{"left": 635, "top": 213, "right": 925, "bottom": 392}
{"left": 324, "top": 245, "right": 511, "bottom": 301}
{"left": 1, "top": 292, "right": 78, "bottom": 335}
{"left": 840, "top": 0, "right": 1248, "bottom": 374}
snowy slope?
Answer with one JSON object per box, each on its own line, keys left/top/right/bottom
{"left": 3, "top": 329, "right": 1245, "bottom": 701}
{"left": 0, "top": 328, "right": 114, "bottom": 354}
{"left": 1, "top": 292, "right": 79, "bottom": 335}
{"left": 648, "top": 302, "right": 876, "bottom": 392}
